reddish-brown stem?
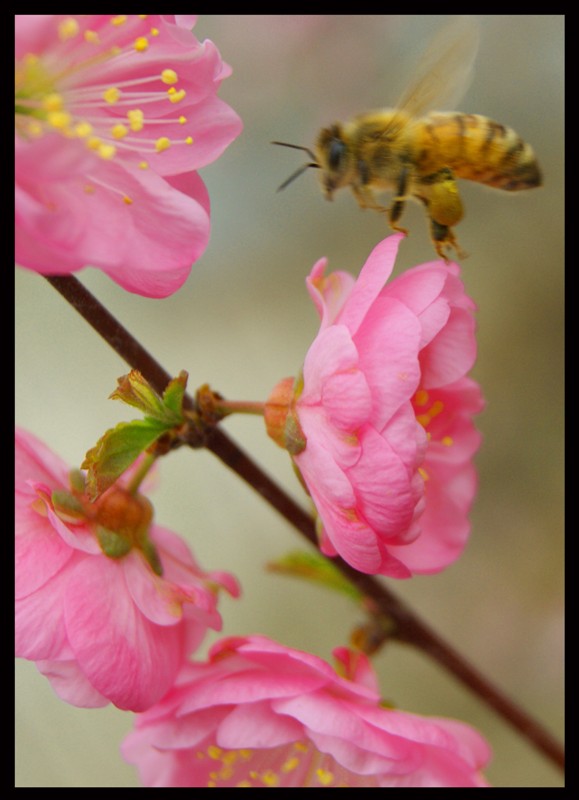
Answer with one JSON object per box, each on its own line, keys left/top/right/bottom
{"left": 44, "top": 274, "right": 564, "bottom": 773}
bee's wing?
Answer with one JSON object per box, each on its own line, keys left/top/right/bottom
{"left": 385, "top": 17, "right": 480, "bottom": 133}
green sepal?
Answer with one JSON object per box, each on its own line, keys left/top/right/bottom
{"left": 141, "top": 538, "right": 163, "bottom": 576}
{"left": 82, "top": 418, "right": 169, "bottom": 501}
{"left": 51, "top": 490, "right": 85, "bottom": 521}
{"left": 110, "top": 370, "right": 185, "bottom": 425}
{"left": 267, "top": 550, "right": 363, "bottom": 602}
{"left": 95, "top": 526, "right": 132, "bottom": 559}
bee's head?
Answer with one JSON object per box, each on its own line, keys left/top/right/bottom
{"left": 314, "top": 124, "right": 352, "bottom": 199}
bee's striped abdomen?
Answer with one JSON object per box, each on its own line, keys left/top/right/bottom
{"left": 415, "top": 112, "right": 542, "bottom": 191}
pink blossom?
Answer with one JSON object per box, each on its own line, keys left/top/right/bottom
{"left": 15, "top": 15, "right": 242, "bottom": 297}
{"left": 15, "top": 427, "right": 240, "bottom": 711}
{"left": 121, "top": 635, "right": 491, "bottom": 787}
{"left": 265, "top": 233, "right": 483, "bottom": 577}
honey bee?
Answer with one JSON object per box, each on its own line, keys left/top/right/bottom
{"left": 273, "top": 18, "right": 542, "bottom": 260}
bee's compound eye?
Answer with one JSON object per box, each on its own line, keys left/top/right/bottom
{"left": 328, "top": 137, "right": 347, "bottom": 171}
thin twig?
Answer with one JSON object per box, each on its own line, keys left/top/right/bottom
{"left": 44, "top": 273, "right": 564, "bottom": 773}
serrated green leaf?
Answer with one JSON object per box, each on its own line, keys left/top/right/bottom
{"left": 82, "top": 418, "right": 170, "bottom": 500}
{"left": 267, "top": 550, "right": 363, "bottom": 602}
{"left": 110, "top": 371, "right": 182, "bottom": 425}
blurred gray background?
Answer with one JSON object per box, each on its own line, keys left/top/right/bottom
{"left": 15, "top": 15, "right": 563, "bottom": 787}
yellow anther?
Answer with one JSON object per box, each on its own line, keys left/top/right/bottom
{"left": 111, "top": 16, "right": 127, "bottom": 26}
{"left": 150, "top": 28, "right": 159, "bottom": 37}
{"left": 416, "top": 414, "right": 430, "bottom": 428}
{"left": 178, "top": 116, "right": 187, "bottom": 125}
{"left": 316, "top": 769, "right": 334, "bottom": 786}
{"left": 111, "top": 123, "right": 129, "bottom": 139}
{"left": 261, "top": 770, "right": 279, "bottom": 787}
{"left": 441, "top": 436, "right": 453, "bottom": 446}
{"left": 185, "top": 136, "right": 193, "bottom": 145}
{"left": 207, "top": 746, "right": 222, "bottom": 760}
{"left": 281, "top": 757, "right": 300, "bottom": 773}
{"left": 414, "top": 389, "right": 429, "bottom": 406}
{"left": 97, "top": 143, "right": 117, "bottom": 160}
{"left": 418, "top": 467, "right": 429, "bottom": 481}
{"left": 161, "top": 69, "right": 179, "bottom": 85}
{"left": 127, "top": 109, "right": 144, "bottom": 132}
{"left": 58, "top": 18, "right": 80, "bottom": 41}
{"left": 47, "top": 110, "right": 72, "bottom": 130}
{"left": 103, "top": 87, "right": 121, "bottom": 104}
{"left": 43, "top": 93, "right": 64, "bottom": 112}
{"left": 123, "top": 195, "right": 133, "bottom": 205}
{"left": 138, "top": 161, "right": 149, "bottom": 169}
{"left": 167, "top": 87, "right": 186, "bottom": 103}
{"left": 84, "top": 30, "right": 100, "bottom": 44}
{"left": 74, "top": 121, "right": 93, "bottom": 137}
{"left": 155, "top": 136, "right": 171, "bottom": 152}
{"left": 429, "top": 400, "right": 444, "bottom": 418}
{"left": 134, "top": 36, "right": 149, "bottom": 53}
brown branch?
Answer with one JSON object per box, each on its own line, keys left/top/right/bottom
{"left": 44, "top": 274, "right": 564, "bottom": 773}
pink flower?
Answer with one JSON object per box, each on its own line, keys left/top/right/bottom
{"left": 121, "top": 635, "right": 491, "bottom": 787}
{"left": 15, "top": 15, "right": 242, "bottom": 297}
{"left": 265, "top": 233, "right": 483, "bottom": 577}
{"left": 15, "top": 427, "right": 240, "bottom": 711}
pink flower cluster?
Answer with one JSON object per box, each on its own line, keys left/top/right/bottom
{"left": 121, "top": 635, "right": 491, "bottom": 787}
{"left": 15, "top": 15, "right": 242, "bottom": 297}
{"left": 15, "top": 428, "right": 239, "bottom": 711}
{"left": 266, "top": 233, "right": 483, "bottom": 577}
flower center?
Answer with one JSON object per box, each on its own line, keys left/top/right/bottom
{"left": 15, "top": 15, "right": 193, "bottom": 165}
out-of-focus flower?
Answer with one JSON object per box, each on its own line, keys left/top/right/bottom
{"left": 265, "top": 233, "right": 483, "bottom": 577}
{"left": 121, "top": 635, "right": 491, "bottom": 787}
{"left": 15, "top": 427, "right": 240, "bottom": 711}
{"left": 14, "top": 15, "right": 242, "bottom": 297}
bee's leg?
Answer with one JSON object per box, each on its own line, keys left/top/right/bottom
{"left": 417, "top": 168, "right": 468, "bottom": 261}
{"left": 351, "top": 185, "right": 389, "bottom": 214}
{"left": 386, "top": 165, "right": 410, "bottom": 235}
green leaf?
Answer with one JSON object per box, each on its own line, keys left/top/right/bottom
{"left": 82, "top": 418, "right": 170, "bottom": 500}
{"left": 267, "top": 550, "right": 363, "bottom": 602}
{"left": 162, "top": 370, "right": 188, "bottom": 417}
{"left": 110, "top": 371, "right": 183, "bottom": 425}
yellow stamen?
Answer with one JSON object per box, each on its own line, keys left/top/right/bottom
{"left": 111, "top": 16, "right": 127, "bottom": 27}
{"left": 84, "top": 30, "right": 100, "bottom": 44}
{"left": 161, "top": 69, "right": 179, "bottom": 85}
{"left": 123, "top": 195, "right": 133, "bottom": 205}
{"left": 103, "top": 87, "right": 121, "bottom": 104}
{"left": 127, "top": 109, "right": 144, "bottom": 132}
{"left": 167, "top": 87, "right": 186, "bottom": 104}
{"left": 111, "top": 123, "right": 129, "bottom": 139}
{"left": 134, "top": 36, "right": 149, "bottom": 53}
{"left": 155, "top": 136, "right": 171, "bottom": 152}
{"left": 414, "top": 389, "right": 429, "bottom": 406}
{"left": 441, "top": 436, "right": 453, "bottom": 446}
{"left": 58, "top": 18, "right": 80, "bottom": 41}
{"left": 317, "top": 768, "right": 334, "bottom": 786}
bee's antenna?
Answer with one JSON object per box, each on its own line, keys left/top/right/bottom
{"left": 271, "top": 141, "right": 320, "bottom": 191}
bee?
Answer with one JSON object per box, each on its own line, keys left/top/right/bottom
{"left": 273, "top": 18, "right": 542, "bottom": 260}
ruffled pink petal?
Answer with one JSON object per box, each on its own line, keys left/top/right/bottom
{"left": 63, "top": 556, "right": 185, "bottom": 711}
{"left": 217, "top": 700, "right": 304, "bottom": 748}
{"left": 35, "top": 658, "right": 109, "bottom": 708}
{"left": 335, "top": 234, "right": 404, "bottom": 335}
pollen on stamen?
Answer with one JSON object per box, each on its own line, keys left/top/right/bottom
{"left": 123, "top": 195, "right": 133, "bottom": 205}
{"left": 167, "top": 87, "right": 187, "bottom": 104}
{"left": 155, "top": 137, "right": 171, "bottom": 152}
{"left": 111, "top": 123, "right": 129, "bottom": 140}
{"left": 134, "top": 36, "right": 150, "bottom": 53}
{"left": 111, "top": 15, "right": 127, "bottom": 27}
{"left": 58, "top": 18, "right": 80, "bottom": 41}
{"left": 161, "top": 69, "right": 179, "bottom": 85}
{"left": 127, "top": 109, "right": 144, "bottom": 132}
{"left": 150, "top": 28, "right": 160, "bottom": 37}
{"left": 441, "top": 436, "right": 453, "bottom": 446}
{"left": 84, "top": 30, "right": 100, "bottom": 44}
{"left": 103, "top": 87, "right": 121, "bottom": 104}
{"left": 316, "top": 768, "right": 335, "bottom": 786}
